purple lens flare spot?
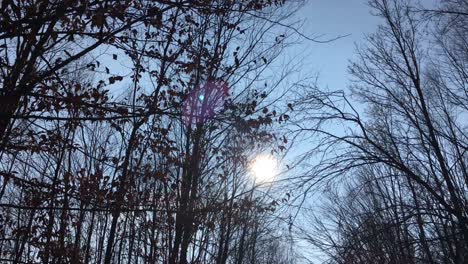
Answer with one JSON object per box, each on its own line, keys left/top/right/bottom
{"left": 182, "top": 80, "right": 229, "bottom": 126}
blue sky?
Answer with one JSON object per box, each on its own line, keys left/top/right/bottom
{"left": 296, "top": 0, "right": 381, "bottom": 92}
{"left": 277, "top": 0, "right": 382, "bottom": 177}
{"left": 285, "top": 2, "right": 382, "bottom": 262}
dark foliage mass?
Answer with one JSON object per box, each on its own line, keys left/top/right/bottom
{"left": 0, "top": 0, "right": 294, "bottom": 263}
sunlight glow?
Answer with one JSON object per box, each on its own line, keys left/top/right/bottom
{"left": 250, "top": 155, "right": 278, "bottom": 184}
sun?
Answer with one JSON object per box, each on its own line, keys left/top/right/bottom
{"left": 250, "top": 155, "right": 278, "bottom": 184}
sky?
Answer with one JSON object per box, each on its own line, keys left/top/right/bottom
{"left": 277, "top": 0, "right": 382, "bottom": 179}
{"left": 286, "top": 1, "right": 382, "bottom": 262}
{"left": 295, "top": 0, "right": 381, "bottom": 92}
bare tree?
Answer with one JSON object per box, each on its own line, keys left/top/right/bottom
{"left": 0, "top": 0, "right": 301, "bottom": 263}
{"left": 293, "top": 0, "right": 468, "bottom": 263}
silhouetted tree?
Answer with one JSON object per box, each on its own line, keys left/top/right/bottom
{"left": 294, "top": 0, "right": 468, "bottom": 263}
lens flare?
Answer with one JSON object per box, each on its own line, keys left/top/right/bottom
{"left": 182, "top": 80, "right": 229, "bottom": 126}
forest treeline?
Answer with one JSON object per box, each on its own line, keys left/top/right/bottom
{"left": 0, "top": 0, "right": 467, "bottom": 264}
{"left": 294, "top": 0, "right": 468, "bottom": 263}
{"left": 0, "top": 0, "right": 296, "bottom": 263}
